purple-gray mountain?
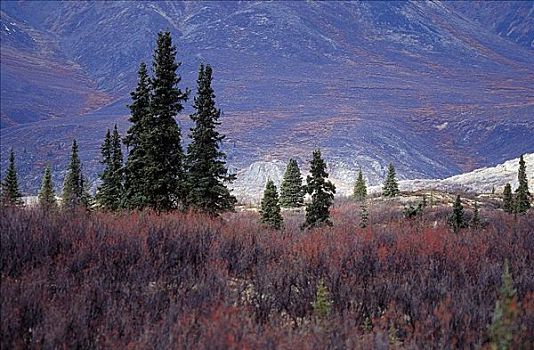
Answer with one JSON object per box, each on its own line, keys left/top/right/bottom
{"left": 1, "top": 1, "right": 533, "bottom": 194}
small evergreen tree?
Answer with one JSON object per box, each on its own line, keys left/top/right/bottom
{"left": 353, "top": 169, "right": 367, "bottom": 201}
{"left": 312, "top": 279, "right": 332, "bottom": 319}
{"left": 279, "top": 159, "right": 304, "bottom": 207}
{"left": 403, "top": 203, "right": 423, "bottom": 220}
{"left": 448, "top": 195, "right": 467, "bottom": 233}
{"left": 502, "top": 183, "right": 514, "bottom": 214}
{"left": 259, "top": 179, "right": 283, "bottom": 229}
{"left": 302, "top": 149, "right": 336, "bottom": 229}
{"left": 123, "top": 62, "right": 152, "bottom": 210}
{"left": 1, "top": 149, "right": 23, "bottom": 206}
{"left": 62, "top": 139, "right": 86, "bottom": 209}
{"left": 382, "top": 163, "right": 400, "bottom": 197}
{"left": 185, "top": 64, "right": 236, "bottom": 214}
{"left": 489, "top": 260, "right": 518, "bottom": 350}
{"left": 470, "top": 200, "right": 481, "bottom": 229}
{"left": 515, "top": 154, "right": 531, "bottom": 213}
{"left": 38, "top": 164, "right": 57, "bottom": 210}
{"left": 359, "top": 201, "right": 369, "bottom": 228}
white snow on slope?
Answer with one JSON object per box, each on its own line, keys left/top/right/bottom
{"left": 232, "top": 153, "right": 534, "bottom": 202}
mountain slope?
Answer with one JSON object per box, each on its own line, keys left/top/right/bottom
{"left": 1, "top": 1, "right": 533, "bottom": 193}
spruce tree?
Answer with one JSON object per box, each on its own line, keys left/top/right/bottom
{"left": 259, "top": 180, "right": 283, "bottom": 229}
{"left": 1, "top": 149, "right": 23, "bottom": 206}
{"left": 62, "top": 139, "right": 86, "bottom": 209}
{"left": 279, "top": 159, "right": 304, "bottom": 207}
{"left": 502, "top": 183, "right": 514, "bottom": 214}
{"left": 96, "top": 129, "right": 112, "bottom": 208}
{"left": 353, "top": 169, "right": 367, "bottom": 201}
{"left": 382, "top": 163, "right": 400, "bottom": 197}
{"left": 302, "top": 149, "right": 336, "bottom": 229}
{"left": 38, "top": 164, "right": 57, "bottom": 210}
{"left": 470, "top": 200, "right": 481, "bottom": 229}
{"left": 489, "top": 260, "right": 518, "bottom": 350}
{"left": 110, "top": 125, "right": 124, "bottom": 207}
{"left": 185, "top": 64, "right": 236, "bottom": 214}
{"left": 448, "top": 195, "right": 466, "bottom": 233}
{"left": 123, "top": 62, "right": 152, "bottom": 209}
{"left": 96, "top": 126, "right": 124, "bottom": 211}
{"left": 147, "top": 31, "right": 189, "bottom": 211}
{"left": 312, "top": 279, "right": 332, "bottom": 319}
{"left": 515, "top": 154, "right": 531, "bottom": 213}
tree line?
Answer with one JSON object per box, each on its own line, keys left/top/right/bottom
{"left": 1, "top": 31, "right": 531, "bottom": 229}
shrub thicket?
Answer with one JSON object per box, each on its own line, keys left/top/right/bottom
{"left": 1, "top": 205, "right": 533, "bottom": 349}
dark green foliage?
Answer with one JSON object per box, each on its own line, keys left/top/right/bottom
{"left": 62, "top": 140, "right": 86, "bottom": 209}
{"left": 382, "top": 163, "right": 400, "bottom": 197}
{"left": 1, "top": 149, "right": 23, "bottom": 206}
{"left": 259, "top": 180, "right": 283, "bottom": 229}
{"left": 185, "top": 64, "right": 236, "bottom": 214}
{"left": 403, "top": 203, "right": 423, "bottom": 220}
{"left": 515, "top": 154, "right": 531, "bottom": 213}
{"left": 123, "top": 32, "right": 188, "bottom": 212}
{"left": 96, "top": 126, "right": 124, "bottom": 211}
{"left": 38, "top": 164, "right": 57, "bottom": 210}
{"left": 146, "top": 31, "right": 189, "bottom": 211}
{"left": 302, "top": 149, "right": 336, "bottom": 229}
{"left": 123, "top": 62, "right": 152, "bottom": 209}
{"left": 279, "top": 159, "right": 304, "bottom": 208}
{"left": 470, "top": 201, "right": 481, "bottom": 229}
{"left": 502, "top": 183, "right": 514, "bottom": 214}
{"left": 489, "top": 260, "right": 518, "bottom": 350}
{"left": 359, "top": 201, "right": 369, "bottom": 228}
{"left": 353, "top": 169, "right": 367, "bottom": 201}
{"left": 448, "top": 195, "right": 467, "bottom": 233}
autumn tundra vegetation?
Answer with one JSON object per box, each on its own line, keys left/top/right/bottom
{"left": 1, "top": 31, "right": 533, "bottom": 349}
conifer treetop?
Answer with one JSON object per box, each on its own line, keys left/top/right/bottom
{"left": 1, "top": 148, "right": 24, "bottom": 206}
{"left": 280, "top": 158, "right": 304, "bottom": 208}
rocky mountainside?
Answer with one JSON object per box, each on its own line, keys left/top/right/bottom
{"left": 233, "top": 153, "right": 534, "bottom": 203}
{"left": 1, "top": 1, "right": 533, "bottom": 194}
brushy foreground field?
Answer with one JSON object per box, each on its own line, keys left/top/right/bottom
{"left": 1, "top": 204, "right": 533, "bottom": 349}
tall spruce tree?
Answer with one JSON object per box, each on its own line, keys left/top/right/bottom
{"left": 302, "top": 149, "right": 336, "bottom": 229}
{"left": 260, "top": 180, "right": 283, "bottom": 229}
{"left": 62, "top": 139, "right": 86, "bottom": 209}
{"left": 279, "top": 158, "right": 304, "bottom": 207}
{"left": 96, "top": 129, "right": 112, "bottom": 208}
{"left": 515, "top": 154, "right": 531, "bottom": 213}
{"left": 383, "top": 163, "right": 400, "bottom": 197}
{"left": 502, "top": 183, "right": 514, "bottom": 214}
{"left": 38, "top": 164, "right": 57, "bottom": 210}
{"left": 147, "top": 31, "right": 189, "bottom": 211}
{"left": 353, "top": 169, "right": 367, "bottom": 201}
{"left": 96, "top": 126, "right": 124, "bottom": 211}
{"left": 1, "top": 149, "right": 23, "bottom": 206}
{"left": 111, "top": 125, "right": 124, "bottom": 204}
{"left": 448, "top": 195, "right": 466, "bottom": 233}
{"left": 124, "top": 62, "right": 152, "bottom": 209}
{"left": 185, "top": 64, "right": 236, "bottom": 214}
